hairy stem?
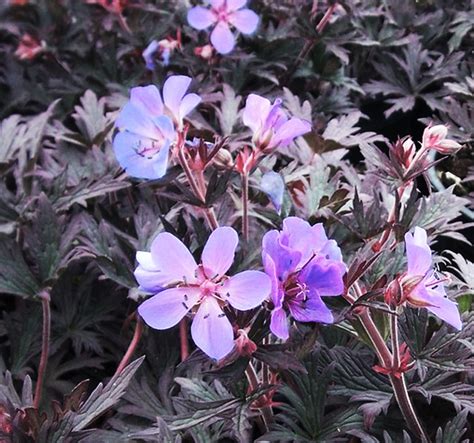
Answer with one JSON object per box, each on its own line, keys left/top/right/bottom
{"left": 350, "top": 283, "right": 428, "bottom": 440}
{"left": 179, "top": 317, "right": 190, "bottom": 361}
{"left": 115, "top": 315, "right": 143, "bottom": 376}
{"left": 241, "top": 173, "right": 249, "bottom": 243}
{"left": 34, "top": 290, "right": 51, "bottom": 409}
{"left": 245, "top": 362, "right": 273, "bottom": 432}
{"left": 177, "top": 140, "right": 219, "bottom": 231}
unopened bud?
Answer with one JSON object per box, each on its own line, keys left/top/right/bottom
{"left": 422, "top": 124, "right": 462, "bottom": 153}
{"left": 194, "top": 44, "right": 214, "bottom": 60}
{"left": 214, "top": 148, "right": 234, "bottom": 169}
{"left": 235, "top": 329, "right": 257, "bottom": 357}
{"left": 384, "top": 278, "right": 404, "bottom": 306}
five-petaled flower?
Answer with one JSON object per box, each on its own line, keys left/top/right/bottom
{"left": 242, "top": 94, "right": 312, "bottom": 152}
{"left": 187, "top": 0, "right": 259, "bottom": 54}
{"left": 113, "top": 76, "right": 201, "bottom": 179}
{"left": 262, "top": 217, "right": 346, "bottom": 340}
{"left": 136, "top": 227, "right": 271, "bottom": 360}
{"left": 400, "top": 227, "right": 462, "bottom": 330}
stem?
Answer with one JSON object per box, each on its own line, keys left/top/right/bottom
{"left": 114, "top": 315, "right": 143, "bottom": 376}
{"left": 245, "top": 362, "right": 273, "bottom": 432}
{"left": 241, "top": 173, "right": 249, "bottom": 243}
{"left": 34, "top": 290, "right": 51, "bottom": 410}
{"left": 390, "top": 309, "right": 401, "bottom": 370}
{"left": 177, "top": 140, "right": 219, "bottom": 231}
{"left": 179, "top": 317, "right": 189, "bottom": 361}
{"left": 350, "top": 283, "right": 428, "bottom": 441}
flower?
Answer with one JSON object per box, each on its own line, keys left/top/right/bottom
{"left": 113, "top": 76, "right": 201, "bottom": 179}
{"left": 242, "top": 94, "right": 312, "bottom": 152}
{"left": 143, "top": 34, "right": 181, "bottom": 70}
{"left": 187, "top": 0, "right": 259, "bottom": 55}
{"left": 14, "top": 34, "right": 44, "bottom": 60}
{"left": 422, "top": 124, "right": 462, "bottom": 154}
{"left": 262, "top": 217, "right": 346, "bottom": 340}
{"left": 260, "top": 171, "right": 285, "bottom": 213}
{"left": 86, "top": 0, "right": 125, "bottom": 14}
{"left": 401, "top": 227, "right": 462, "bottom": 330}
{"left": 136, "top": 227, "right": 271, "bottom": 359}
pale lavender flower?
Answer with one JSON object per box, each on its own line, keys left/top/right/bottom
{"left": 402, "top": 227, "right": 462, "bottom": 330}
{"left": 142, "top": 40, "right": 160, "bottom": 70}
{"left": 113, "top": 76, "right": 201, "bottom": 179}
{"left": 242, "top": 94, "right": 312, "bottom": 152}
{"left": 262, "top": 217, "right": 346, "bottom": 340}
{"left": 187, "top": 0, "right": 259, "bottom": 54}
{"left": 136, "top": 227, "right": 271, "bottom": 360}
{"left": 260, "top": 171, "right": 285, "bottom": 213}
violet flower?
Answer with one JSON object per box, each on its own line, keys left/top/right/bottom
{"left": 143, "top": 40, "right": 160, "bottom": 70}
{"left": 136, "top": 227, "right": 271, "bottom": 360}
{"left": 187, "top": 0, "right": 259, "bottom": 55}
{"left": 113, "top": 76, "right": 201, "bottom": 179}
{"left": 402, "top": 227, "right": 462, "bottom": 330}
{"left": 242, "top": 94, "right": 312, "bottom": 152}
{"left": 262, "top": 217, "right": 346, "bottom": 340}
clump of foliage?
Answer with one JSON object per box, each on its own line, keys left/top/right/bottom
{"left": 0, "top": 1, "right": 472, "bottom": 442}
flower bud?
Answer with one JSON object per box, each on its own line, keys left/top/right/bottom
{"left": 214, "top": 148, "right": 234, "bottom": 169}
{"left": 235, "top": 329, "right": 257, "bottom": 357}
{"left": 384, "top": 278, "right": 404, "bottom": 307}
{"left": 422, "top": 124, "right": 462, "bottom": 153}
{"left": 194, "top": 44, "right": 214, "bottom": 60}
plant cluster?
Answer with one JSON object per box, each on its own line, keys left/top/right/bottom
{"left": 0, "top": 0, "right": 472, "bottom": 442}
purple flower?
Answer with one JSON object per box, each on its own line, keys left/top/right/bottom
{"left": 242, "top": 94, "right": 312, "bottom": 152}
{"left": 187, "top": 0, "right": 259, "bottom": 55}
{"left": 113, "top": 76, "right": 201, "bottom": 179}
{"left": 403, "top": 227, "right": 462, "bottom": 330}
{"left": 136, "top": 227, "right": 271, "bottom": 360}
{"left": 262, "top": 217, "right": 346, "bottom": 340}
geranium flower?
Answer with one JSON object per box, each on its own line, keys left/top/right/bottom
{"left": 143, "top": 34, "right": 181, "bottom": 69}
{"left": 260, "top": 171, "right": 285, "bottom": 213}
{"left": 136, "top": 227, "right": 271, "bottom": 359}
{"left": 242, "top": 94, "right": 312, "bottom": 152}
{"left": 262, "top": 217, "right": 346, "bottom": 340}
{"left": 113, "top": 76, "right": 201, "bottom": 179}
{"left": 187, "top": 0, "right": 259, "bottom": 54}
{"left": 402, "top": 227, "right": 462, "bottom": 330}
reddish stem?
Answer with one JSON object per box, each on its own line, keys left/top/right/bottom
{"left": 242, "top": 173, "right": 250, "bottom": 243}
{"left": 115, "top": 316, "right": 143, "bottom": 376}
{"left": 245, "top": 362, "right": 273, "bottom": 431}
{"left": 34, "top": 290, "right": 51, "bottom": 409}
{"left": 179, "top": 317, "right": 189, "bottom": 361}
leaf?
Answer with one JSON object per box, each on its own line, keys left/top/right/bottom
{"left": 215, "top": 84, "right": 241, "bottom": 136}
{"left": 0, "top": 239, "right": 41, "bottom": 298}
{"left": 72, "top": 356, "right": 145, "bottom": 432}
{"left": 435, "top": 410, "right": 470, "bottom": 443}
{"left": 253, "top": 345, "right": 307, "bottom": 373}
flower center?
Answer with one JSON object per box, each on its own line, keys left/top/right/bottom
{"left": 213, "top": 5, "right": 229, "bottom": 23}
{"left": 134, "top": 138, "right": 163, "bottom": 159}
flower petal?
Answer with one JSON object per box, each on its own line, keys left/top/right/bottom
{"left": 150, "top": 232, "right": 198, "bottom": 285}
{"left": 289, "top": 294, "right": 334, "bottom": 324}
{"left": 187, "top": 6, "right": 216, "bottom": 30}
{"left": 242, "top": 93, "right": 270, "bottom": 134}
{"left": 113, "top": 131, "right": 170, "bottom": 179}
{"left": 138, "top": 287, "right": 201, "bottom": 329}
{"left": 219, "top": 270, "right": 271, "bottom": 310}
{"left": 229, "top": 9, "right": 259, "bottom": 34}
{"left": 272, "top": 117, "right": 312, "bottom": 148}
{"left": 130, "top": 85, "right": 164, "bottom": 116}
{"left": 260, "top": 171, "right": 285, "bottom": 213}
{"left": 270, "top": 308, "right": 289, "bottom": 340}
{"left": 153, "top": 114, "right": 175, "bottom": 141}
{"left": 163, "top": 75, "right": 192, "bottom": 122}
{"left": 210, "top": 22, "right": 235, "bottom": 54}
{"left": 299, "top": 257, "right": 346, "bottom": 296}
{"left": 202, "top": 227, "right": 238, "bottom": 278}
{"left": 262, "top": 252, "right": 284, "bottom": 306}
{"left": 405, "top": 227, "right": 432, "bottom": 276}
{"left": 227, "top": 0, "right": 247, "bottom": 11}
{"left": 191, "top": 297, "right": 234, "bottom": 359}
{"left": 115, "top": 103, "right": 160, "bottom": 139}
{"left": 179, "top": 93, "right": 202, "bottom": 120}
{"left": 262, "top": 229, "right": 301, "bottom": 281}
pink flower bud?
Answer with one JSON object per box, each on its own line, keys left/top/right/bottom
{"left": 422, "top": 124, "right": 462, "bottom": 153}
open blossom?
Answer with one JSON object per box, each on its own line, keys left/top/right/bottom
{"left": 136, "top": 227, "right": 271, "bottom": 359}
{"left": 113, "top": 76, "right": 201, "bottom": 179}
{"left": 262, "top": 217, "right": 346, "bottom": 340}
{"left": 422, "top": 124, "right": 462, "bottom": 154}
{"left": 401, "top": 227, "right": 462, "bottom": 330}
{"left": 187, "top": 0, "right": 259, "bottom": 54}
{"left": 242, "top": 94, "right": 312, "bottom": 152}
